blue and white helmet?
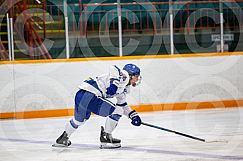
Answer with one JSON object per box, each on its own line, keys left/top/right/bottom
{"left": 123, "top": 64, "right": 140, "bottom": 76}
{"left": 123, "top": 64, "right": 142, "bottom": 86}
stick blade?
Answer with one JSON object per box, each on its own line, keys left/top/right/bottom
{"left": 52, "top": 143, "right": 69, "bottom": 148}
{"left": 205, "top": 139, "right": 228, "bottom": 143}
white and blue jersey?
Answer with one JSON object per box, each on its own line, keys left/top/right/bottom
{"left": 79, "top": 65, "right": 130, "bottom": 105}
{"left": 73, "top": 65, "right": 132, "bottom": 124}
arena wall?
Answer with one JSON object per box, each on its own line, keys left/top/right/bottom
{"left": 1, "top": 53, "right": 243, "bottom": 119}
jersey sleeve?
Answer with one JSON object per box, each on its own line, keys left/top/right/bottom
{"left": 116, "top": 93, "right": 127, "bottom": 106}
{"left": 116, "top": 93, "right": 133, "bottom": 117}
{"left": 104, "top": 66, "right": 120, "bottom": 97}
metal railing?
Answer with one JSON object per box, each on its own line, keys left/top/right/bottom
{"left": 1, "top": 0, "right": 243, "bottom": 60}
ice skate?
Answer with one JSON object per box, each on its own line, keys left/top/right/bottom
{"left": 52, "top": 131, "right": 71, "bottom": 147}
{"left": 100, "top": 126, "right": 121, "bottom": 149}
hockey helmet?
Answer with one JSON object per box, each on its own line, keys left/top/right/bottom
{"left": 123, "top": 64, "right": 140, "bottom": 76}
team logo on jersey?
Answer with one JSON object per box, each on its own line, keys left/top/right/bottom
{"left": 114, "top": 65, "right": 127, "bottom": 82}
{"left": 119, "top": 72, "right": 127, "bottom": 82}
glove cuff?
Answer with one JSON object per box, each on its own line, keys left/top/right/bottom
{"left": 128, "top": 110, "right": 137, "bottom": 119}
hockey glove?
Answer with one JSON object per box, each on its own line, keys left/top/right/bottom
{"left": 128, "top": 110, "right": 141, "bottom": 126}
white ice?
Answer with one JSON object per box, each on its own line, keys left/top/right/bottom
{"left": 1, "top": 108, "right": 243, "bottom": 161}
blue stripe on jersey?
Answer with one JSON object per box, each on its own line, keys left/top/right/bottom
{"left": 116, "top": 102, "right": 128, "bottom": 107}
{"left": 110, "top": 78, "right": 120, "bottom": 83}
{"left": 109, "top": 114, "right": 122, "bottom": 121}
{"left": 110, "top": 78, "right": 120, "bottom": 86}
{"left": 106, "top": 83, "right": 118, "bottom": 96}
{"left": 84, "top": 79, "right": 104, "bottom": 96}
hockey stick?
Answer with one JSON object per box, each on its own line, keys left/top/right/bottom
{"left": 141, "top": 122, "right": 228, "bottom": 143}
{"left": 142, "top": 122, "right": 206, "bottom": 142}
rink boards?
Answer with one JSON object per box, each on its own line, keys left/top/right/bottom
{"left": 1, "top": 52, "right": 243, "bottom": 119}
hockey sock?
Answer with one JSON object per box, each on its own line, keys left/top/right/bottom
{"left": 65, "top": 118, "right": 85, "bottom": 137}
{"left": 104, "top": 115, "right": 120, "bottom": 134}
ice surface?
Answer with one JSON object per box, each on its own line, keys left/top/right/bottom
{"left": 0, "top": 108, "right": 243, "bottom": 161}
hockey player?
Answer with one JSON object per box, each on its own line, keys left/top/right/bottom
{"left": 54, "top": 64, "right": 142, "bottom": 149}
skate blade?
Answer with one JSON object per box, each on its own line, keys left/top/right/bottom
{"left": 100, "top": 143, "right": 121, "bottom": 149}
{"left": 52, "top": 143, "right": 69, "bottom": 148}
